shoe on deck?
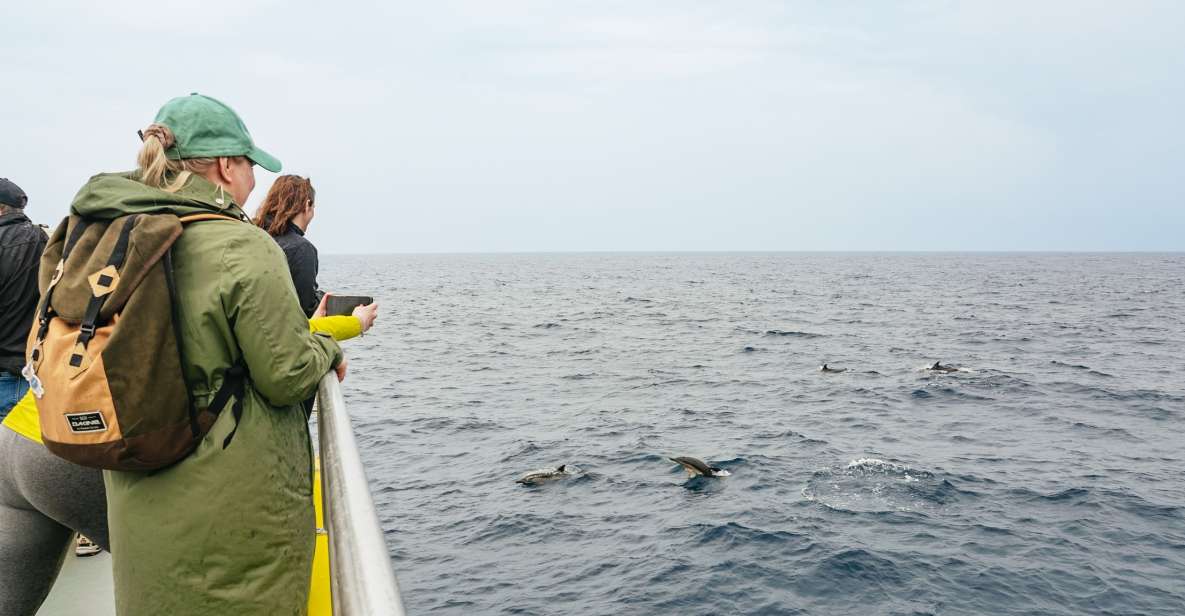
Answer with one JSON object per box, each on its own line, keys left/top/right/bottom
{"left": 76, "top": 535, "right": 102, "bottom": 557}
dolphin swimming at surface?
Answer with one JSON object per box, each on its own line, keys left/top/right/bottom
{"left": 670, "top": 457, "right": 730, "bottom": 478}
{"left": 819, "top": 363, "right": 847, "bottom": 373}
{"left": 516, "top": 465, "right": 572, "bottom": 485}
{"left": 927, "top": 361, "right": 960, "bottom": 373}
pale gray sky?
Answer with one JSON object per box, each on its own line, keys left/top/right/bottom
{"left": 3, "top": 1, "right": 1183, "bottom": 252}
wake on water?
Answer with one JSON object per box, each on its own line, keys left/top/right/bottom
{"left": 801, "top": 458, "right": 967, "bottom": 514}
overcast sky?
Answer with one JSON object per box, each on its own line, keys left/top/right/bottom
{"left": 3, "top": 1, "right": 1182, "bottom": 252}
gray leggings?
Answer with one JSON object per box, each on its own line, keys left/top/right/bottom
{"left": 0, "top": 426, "right": 108, "bottom": 616}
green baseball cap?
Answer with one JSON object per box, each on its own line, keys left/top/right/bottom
{"left": 153, "top": 93, "right": 282, "bottom": 172}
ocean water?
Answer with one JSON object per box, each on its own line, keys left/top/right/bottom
{"left": 319, "top": 253, "right": 1185, "bottom": 616}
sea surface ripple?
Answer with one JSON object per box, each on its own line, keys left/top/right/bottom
{"left": 320, "top": 253, "right": 1185, "bottom": 615}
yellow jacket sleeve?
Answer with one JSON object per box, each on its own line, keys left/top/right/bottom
{"left": 1, "top": 390, "right": 43, "bottom": 444}
{"left": 308, "top": 315, "right": 363, "bottom": 341}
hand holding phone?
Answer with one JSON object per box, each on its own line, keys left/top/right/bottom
{"left": 351, "top": 303, "right": 378, "bottom": 333}
{"left": 325, "top": 294, "right": 374, "bottom": 317}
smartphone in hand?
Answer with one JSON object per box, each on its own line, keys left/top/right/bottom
{"left": 325, "top": 295, "right": 374, "bottom": 316}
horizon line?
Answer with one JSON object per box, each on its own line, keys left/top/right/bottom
{"left": 320, "top": 249, "right": 1185, "bottom": 257}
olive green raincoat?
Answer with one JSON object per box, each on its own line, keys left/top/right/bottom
{"left": 69, "top": 171, "right": 342, "bottom": 615}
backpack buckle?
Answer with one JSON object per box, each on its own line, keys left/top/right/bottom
{"left": 79, "top": 323, "right": 96, "bottom": 337}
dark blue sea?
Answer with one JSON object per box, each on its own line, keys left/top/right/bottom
{"left": 320, "top": 253, "right": 1185, "bottom": 616}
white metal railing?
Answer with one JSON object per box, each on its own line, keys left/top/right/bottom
{"left": 317, "top": 373, "right": 406, "bottom": 616}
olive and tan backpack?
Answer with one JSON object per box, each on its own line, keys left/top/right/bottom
{"left": 24, "top": 212, "right": 245, "bottom": 471}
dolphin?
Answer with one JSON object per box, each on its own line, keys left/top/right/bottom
{"left": 927, "top": 361, "right": 960, "bottom": 373}
{"left": 819, "top": 363, "right": 846, "bottom": 373}
{"left": 670, "top": 456, "right": 730, "bottom": 478}
{"left": 516, "top": 464, "right": 572, "bottom": 485}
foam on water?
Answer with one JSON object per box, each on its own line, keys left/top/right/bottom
{"left": 801, "top": 458, "right": 957, "bottom": 513}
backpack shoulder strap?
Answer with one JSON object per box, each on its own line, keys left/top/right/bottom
{"left": 165, "top": 211, "right": 249, "bottom": 442}
{"left": 178, "top": 213, "right": 241, "bottom": 225}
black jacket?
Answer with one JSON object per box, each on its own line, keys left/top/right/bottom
{"left": 271, "top": 221, "right": 322, "bottom": 318}
{"left": 0, "top": 210, "right": 47, "bottom": 374}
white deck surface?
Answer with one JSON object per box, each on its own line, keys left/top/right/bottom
{"left": 38, "top": 549, "right": 116, "bottom": 616}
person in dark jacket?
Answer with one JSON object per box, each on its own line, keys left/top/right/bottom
{"left": 0, "top": 178, "right": 46, "bottom": 420}
{"left": 253, "top": 175, "right": 324, "bottom": 317}
{"left": 253, "top": 175, "right": 377, "bottom": 327}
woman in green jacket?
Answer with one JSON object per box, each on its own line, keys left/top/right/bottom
{"left": 86, "top": 93, "right": 344, "bottom": 615}
{"left": 0, "top": 314, "right": 361, "bottom": 615}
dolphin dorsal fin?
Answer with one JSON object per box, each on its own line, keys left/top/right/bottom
{"left": 557, "top": 464, "right": 566, "bottom": 472}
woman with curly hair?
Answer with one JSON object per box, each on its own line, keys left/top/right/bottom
{"left": 255, "top": 176, "right": 378, "bottom": 334}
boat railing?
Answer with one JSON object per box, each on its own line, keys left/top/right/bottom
{"left": 316, "top": 372, "right": 406, "bottom": 616}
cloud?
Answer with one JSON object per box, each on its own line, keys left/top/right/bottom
{"left": 2, "top": 0, "right": 1182, "bottom": 251}
{"left": 72, "top": 0, "right": 282, "bottom": 33}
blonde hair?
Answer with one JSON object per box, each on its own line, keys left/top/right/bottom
{"left": 135, "top": 123, "right": 217, "bottom": 192}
